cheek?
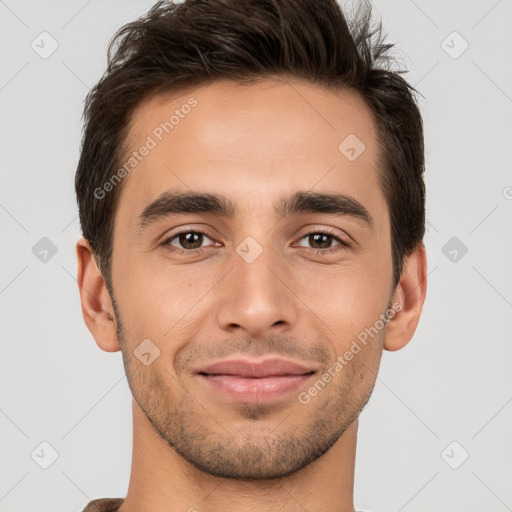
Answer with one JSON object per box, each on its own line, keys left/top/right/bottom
{"left": 114, "top": 254, "right": 220, "bottom": 340}
{"left": 295, "top": 256, "right": 391, "bottom": 330}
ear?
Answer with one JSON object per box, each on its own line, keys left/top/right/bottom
{"left": 383, "top": 243, "right": 427, "bottom": 352}
{"left": 76, "top": 237, "right": 120, "bottom": 352}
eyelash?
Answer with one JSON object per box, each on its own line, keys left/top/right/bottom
{"left": 161, "top": 228, "right": 350, "bottom": 256}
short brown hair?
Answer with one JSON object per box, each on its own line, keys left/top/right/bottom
{"left": 75, "top": 0, "right": 425, "bottom": 292}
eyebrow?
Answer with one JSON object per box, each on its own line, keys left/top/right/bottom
{"left": 135, "top": 190, "right": 373, "bottom": 230}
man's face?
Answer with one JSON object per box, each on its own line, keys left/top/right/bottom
{"left": 110, "top": 78, "right": 394, "bottom": 479}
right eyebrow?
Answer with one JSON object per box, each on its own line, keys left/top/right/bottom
{"left": 136, "top": 191, "right": 236, "bottom": 230}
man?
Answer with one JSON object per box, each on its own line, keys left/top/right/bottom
{"left": 75, "top": 0, "right": 427, "bottom": 510}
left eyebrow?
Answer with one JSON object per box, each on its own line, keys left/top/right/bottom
{"left": 135, "top": 189, "right": 373, "bottom": 231}
{"left": 276, "top": 191, "right": 373, "bottom": 228}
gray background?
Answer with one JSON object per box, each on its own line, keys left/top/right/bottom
{"left": 1, "top": 0, "right": 511, "bottom": 511}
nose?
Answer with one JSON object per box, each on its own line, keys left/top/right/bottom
{"left": 216, "top": 245, "right": 299, "bottom": 338}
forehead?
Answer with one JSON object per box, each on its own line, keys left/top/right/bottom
{"left": 116, "top": 78, "right": 384, "bottom": 224}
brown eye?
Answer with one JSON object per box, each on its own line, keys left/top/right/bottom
{"left": 165, "top": 231, "right": 214, "bottom": 251}
{"left": 297, "top": 231, "right": 344, "bottom": 251}
{"left": 309, "top": 233, "right": 335, "bottom": 249}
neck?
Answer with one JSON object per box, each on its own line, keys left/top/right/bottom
{"left": 119, "top": 399, "right": 357, "bottom": 512}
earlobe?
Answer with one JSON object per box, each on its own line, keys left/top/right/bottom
{"left": 76, "top": 237, "right": 120, "bottom": 352}
{"left": 383, "top": 243, "right": 427, "bottom": 352}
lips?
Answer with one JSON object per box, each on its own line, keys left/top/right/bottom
{"left": 197, "top": 358, "right": 316, "bottom": 378}
{"left": 196, "top": 358, "right": 317, "bottom": 403}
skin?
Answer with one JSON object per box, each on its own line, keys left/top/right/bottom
{"left": 76, "top": 78, "right": 427, "bottom": 512}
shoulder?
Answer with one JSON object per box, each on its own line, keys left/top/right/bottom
{"left": 81, "top": 497, "right": 124, "bottom": 512}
